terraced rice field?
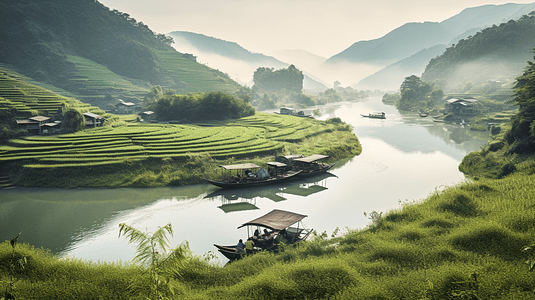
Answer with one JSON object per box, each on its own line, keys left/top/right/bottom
{"left": 0, "top": 113, "right": 338, "bottom": 169}
{"left": 0, "top": 66, "right": 103, "bottom": 116}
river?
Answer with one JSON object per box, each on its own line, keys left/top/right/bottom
{"left": 0, "top": 97, "right": 489, "bottom": 264}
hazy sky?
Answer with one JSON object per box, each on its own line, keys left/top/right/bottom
{"left": 99, "top": 0, "right": 535, "bottom": 58}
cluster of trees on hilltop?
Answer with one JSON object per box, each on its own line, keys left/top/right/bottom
{"left": 382, "top": 75, "right": 444, "bottom": 112}
{"left": 249, "top": 66, "right": 368, "bottom": 110}
{"left": 148, "top": 92, "right": 255, "bottom": 122}
{"left": 422, "top": 11, "right": 535, "bottom": 91}
{"left": 252, "top": 65, "right": 304, "bottom": 93}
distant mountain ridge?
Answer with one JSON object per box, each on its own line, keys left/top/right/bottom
{"left": 320, "top": 2, "right": 535, "bottom": 87}
{"left": 169, "top": 31, "right": 328, "bottom": 91}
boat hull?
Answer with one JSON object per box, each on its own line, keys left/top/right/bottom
{"left": 361, "top": 114, "right": 386, "bottom": 119}
{"left": 205, "top": 170, "right": 302, "bottom": 189}
{"left": 297, "top": 163, "right": 336, "bottom": 177}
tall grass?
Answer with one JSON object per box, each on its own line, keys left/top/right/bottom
{"left": 3, "top": 173, "right": 535, "bottom": 298}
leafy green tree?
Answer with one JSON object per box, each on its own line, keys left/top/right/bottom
{"left": 63, "top": 108, "right": 85, "bottom": 132}
{"left": 119, "top": 223, "right": 190, "bottom": 300}
{"left": 253, "top": 65, "right": 304, "bottom": 93}
{"left": 505, "top": 50, "right": 535, "bottom": 154}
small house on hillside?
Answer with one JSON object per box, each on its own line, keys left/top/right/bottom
{"left": 115, "top": 99, "right": 137, "bottom": 114}
{"left": 182, "top": 53, "right": 197, "bottom": 62}
{"left": 41, "top": 121, "right": 62, "bottom": 134}
{"left": 16, "top": 116, "right": 51, "bottom": 134}
{"left": 445, "top": 98, "right": 479, "bottom": 115}
{"left": 139, "top": 111, "right": 154, "bottom": 122}
{"left": 83, "top": 112, "right": 105, "bottom": 127}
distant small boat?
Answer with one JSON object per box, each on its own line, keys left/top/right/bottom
{"left": 419, "top": 113, "right": 429, "bottom": 117}
{"left": 361, "top": 112, "right": 386, "bottom": 119}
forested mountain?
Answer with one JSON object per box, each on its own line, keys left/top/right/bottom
{"left": 422, "top": 12, "right": 535, "bottom": 91}
{"left": 319, "top": 2, "right": 535, "bottom": 86}
{"left": 0, "top": 0, "right": 241, "bottom": 110}
{"left": 168, "top": 31, "right": 328, "bottom": 92}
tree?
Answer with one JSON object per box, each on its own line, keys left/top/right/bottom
{"left": 119, "top": 223, "right": 190, "bottom": 300}
{"left": 505, "top": 50, "right": 535, "bottom": 154}
{"left": 63, "top": 108, "right": 85, "bottom": 132}
{"left": 252, "top": 65, "right": 304, "bottom": 93}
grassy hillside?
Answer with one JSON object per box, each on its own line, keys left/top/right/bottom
{"left": 2, "top": 173, "right": 535, "bottom": 299}
{"left": 0, "top": 0, "right": 242, "bottom": 111}
{"left": 0, "top": 66, "right": 106, "bottom": 118}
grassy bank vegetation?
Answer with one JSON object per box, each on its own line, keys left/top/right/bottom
{"left": 0, "top": 113, "right": 360, "bottom": 188}
{"left": 3, "top": 173, "right": 535, "bottom": 299}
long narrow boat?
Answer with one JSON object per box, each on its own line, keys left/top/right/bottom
{"left": 292, "top": 154, "right": 335, "bottom": 177}
{"left": 361, "top": 112, "right": 386, "bottom": 119}
{"left": 205, "top": 162, "right": 302, "bottom": 189}
{"left": 214, "top": 209, "right": 312, "bottom": 261}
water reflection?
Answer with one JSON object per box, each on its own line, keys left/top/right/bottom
{"left": 206, "top": 172, "right": 337, "bottom": 213}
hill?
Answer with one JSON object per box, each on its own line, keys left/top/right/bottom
{"left": 421, "top": 12, "right": 535, "bottom": 92}
{"left": 318, "top": 2, "right": 535, "bottom": 86}
{"left": 0, "top": 0, "right": 242, "bottom": 111}
{"left": 459, "top": 50, "right": 535, "bottom": 179}
{"left": 355, "top": 45, "right": 447, "bottom": 91}
{"left": 168, "top": 31, "right": 328, "bottom": 92}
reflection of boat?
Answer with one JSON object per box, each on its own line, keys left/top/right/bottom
{"left": 205, "top": 162, "right": 301, "bottom": 189}
{"left": 205, "top": 171, "right": 336, "bottom": 204}
{"left": 361, "top": 112, "right": 386, "bottom": 119}
{"left": 218, "top": 201, "right": 259, "bottom": 213}
{"left": 292, "top": 154, "right": 335, "bottom": 177}
{"left": 214, "top": 209, "right": 312, "bottom": 260}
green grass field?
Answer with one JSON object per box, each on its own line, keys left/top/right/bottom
{"left": 2, "top": 173, "right": 535, "bottom": 299}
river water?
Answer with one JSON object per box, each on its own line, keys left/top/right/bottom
{"left": 0, "top": 97, "right": 489, "bottom": 264}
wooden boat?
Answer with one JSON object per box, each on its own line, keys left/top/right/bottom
{"left": 214, "top": 209, "right": 312, "bottom": 260}
{"left": 419, "top": 112, "right": 429, "bottom": 117}
{"left": 292, "top": 154, "right": 335, "bottom": 177}
{"left": 361, "top": 112, "right": 386, "bottom": 119}
{"left": 205, "top": 162, "right": 302, "bottom": 189}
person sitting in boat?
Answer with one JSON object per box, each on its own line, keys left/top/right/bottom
{"left": 275, "top": 229, "right": 288, "bottom": 245}
{"left": 245, "top": 170, "right": 256, "bottom": 178}
{"left": 245, "top": 237, "right": 255, "bottom": 254}
{"left": 263, "top": 229, "right": 271, "bottom": 237}
{"left": 236, "top": 239, "right": 245, "bottom": 253}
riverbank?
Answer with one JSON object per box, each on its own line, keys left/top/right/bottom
{"left": 0, "top": 113, "right": 361, "bottom": 188}
{"left": 3, "top": 172, "right": 534, "bottom": 299}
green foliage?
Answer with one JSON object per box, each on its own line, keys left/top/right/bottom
{"left": 386, "top": 75, "right": 443, "bottom": 112}
{"left": 253, "top": 65, "right": 304, "bottom": 93}
{"left": 118, "top": 223, "right": 191, "bottom": 300}
{"left": 149, "top": 91, "right": 255, "bottom": 122}
{"left": 62, "top": 108, "right": 85, "bottom": 133}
